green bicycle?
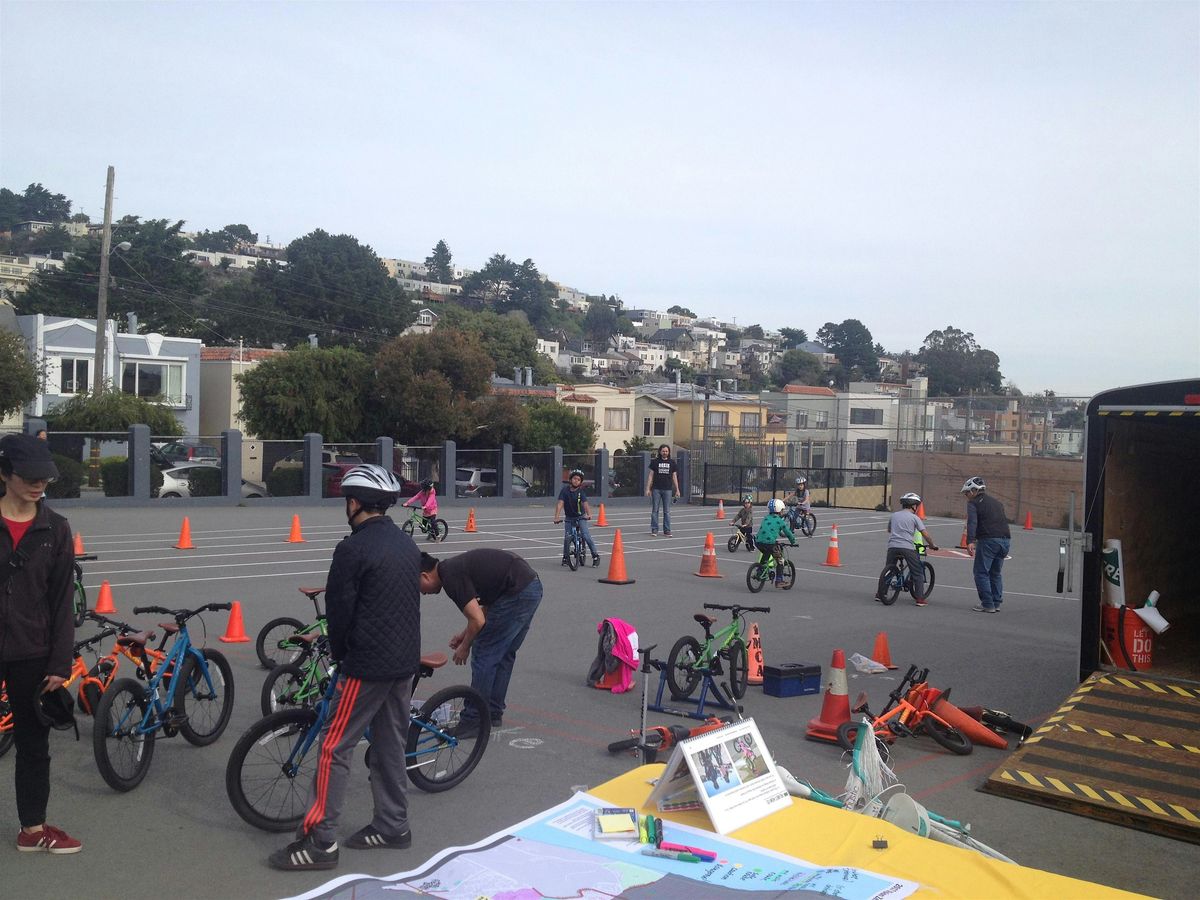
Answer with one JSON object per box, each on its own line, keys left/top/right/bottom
{"left": 255, "top": 587, "right": 327, "bottom": 670}
{"left": 260, "top": 631, "right": 334, "bottom": 716}
{"left": 746, "top": 541, "right": 798, "bottom": 592}
{"left": 666, "top": 603, "right": 771, "bottom": 701}
{"left": 72, "top": 553, "right": 98, "bottom": 628}
{"left": 400, "top": 506, "right": 448, "bottom": 543}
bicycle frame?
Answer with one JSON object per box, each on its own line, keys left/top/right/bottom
{"left": 404, "top": 506, "right": 434, "bottom": 536}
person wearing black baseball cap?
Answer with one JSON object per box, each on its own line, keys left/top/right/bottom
{"left": 0, "top": 433, "right": 82, "bottom": 854}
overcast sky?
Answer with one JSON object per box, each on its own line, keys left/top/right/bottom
{"left": 2, "top": 1, "right": 1197, "bottom": 395}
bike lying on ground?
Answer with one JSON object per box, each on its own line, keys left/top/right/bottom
{"left": 877, "top": 547, "right": 936, "bottom": 605}
{"left": 666, "top": 603, "right": 771, "bottom": 702}
{"left": 835, "top": 664, "right": 972, "bottom": 756}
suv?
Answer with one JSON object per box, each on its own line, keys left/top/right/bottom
{"left": 455, "top": 468, "right": 530, "bottom": 498}
{"left": 158, "top": 439, "right": 221, "bottom": 465}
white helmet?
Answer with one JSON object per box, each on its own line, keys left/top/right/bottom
{"left": 900, "top": 492, "right": 921, "bottom": 508}
{"left": 767, "top": 498, "right": 784, "bottom": 514}
{"left": 961, "top": 476, "right": 986, "bottom": 493}
{"left": 341, "top": 464, "right": 402, "bottom": 507}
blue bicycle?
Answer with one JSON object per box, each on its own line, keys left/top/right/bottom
{"left": 92, "top": 603, "right": 235, "bottom": 791}
{"left": 555, "top": 516, "right": 593, "bottom": 570}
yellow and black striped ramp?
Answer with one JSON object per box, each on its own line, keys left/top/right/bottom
{"left": 982, "top": 671, "right": 1200, "bottom": 843}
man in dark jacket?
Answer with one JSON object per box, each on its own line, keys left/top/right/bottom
{"left": 270, "top": 465, "right": 421, "bottom": 872}
{"left": 0, "top": 433, "right": 81, "bottom": 854}
{"left": 962, "top": 476, "right": 1012, "bottom": 613}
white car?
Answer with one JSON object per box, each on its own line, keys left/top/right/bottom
{"left": 158, "top": 463, "right": 268, "bottom": 499}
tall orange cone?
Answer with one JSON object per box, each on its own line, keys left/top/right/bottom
{"left": 871, "top": 632, "right": 898, "bottom": 670}
{"left": 284, "top": 514, "right": 305, "bottom": 543}
{"left": 595, "top": 503, "right": 609, "bottom": 527}
{"left": 218, "top": 601, "right": 251, "bottom": 643}
{"left": 464, "top": 508, "right": 477, "bottom": 533}
{"left": 715, "top": 499, "right": 726, "bottom": 520}
{"left": 174, "top": 517, "right": 195, "bottom": 550}
{"left": 73, "top": 532, "right": 85, "bottom": 555}
{"left": 598, "top": 529, "right": 635, "bottom": 585}
{"left": 821, "top": 524, "right": 842, "bottom": 567}
{"left": 959, "top": 526, "right": 969, "bottom": 549}
{"left": 806, "top": 648, "right": 850, "bottom": 743}
{"left": 916, "top": 501, "right": 927, "bottom": 519}
{"left": 94, "top": 580, "right": 116, "bottom": 614}
{"left": 932, "top": 696, "right": 1008, "bottom": 749}
{"left": 747, "top": 622, "right": 764, "bottom": 685}
{"left": 694, "top": 532, "right": 723, "bottom": 578}
{"left": 1024, "top": 510, "right": 1034, "bottom": 531}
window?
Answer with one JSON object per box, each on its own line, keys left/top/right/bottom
{"left": 850, "top": 407, "right": 883, "bottom": 425}
{"left": 60, "top": 357, "right": 90, "bottom": 394}
{"left": 574, "top": 406, "right": 594, "bottom": 421}
{"left": 811, "top": 445, "right": 827, "bottom": 468}
{"left": 604, "top": 408, "right": 630, "bottom": 431}
{"left": 856, "top": 439, "right": 888, "bottom": 463}
{"left": 815, "top": 411, "right": 829, "bottom": 428}
{"left": 796, "top": 411, "right": 808, "bottom": 429}
{"left": 653, "top": 417, "right": 666, "bottom": 436}
{"left": 740, "top": 412, "right": 759, "bottom": 431}
{"left": 122, "top": 360, "right": 184, "bottom": 405}
{"left": 643, "top": 416, "right": 652, "bottom": 436}
{"left": 707, "top": 411, "right": 728, "bottom": 428}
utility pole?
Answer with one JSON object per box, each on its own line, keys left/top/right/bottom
{"left": 93, "top": 165, "right": 115, "bottom": 394}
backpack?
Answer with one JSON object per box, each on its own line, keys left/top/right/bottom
{"left": 585, "top": 617, "right": 638, "bottom": 693}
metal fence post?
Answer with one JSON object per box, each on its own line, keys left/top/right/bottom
{"left": 303, "top": 433, "right": 323, "bottom": 499}
{"left": 375, "top": 436, "right": 394, "bottom": 473}
{"left": 440, "top": 440, "right": 456, "bottom": 499}
{"left": 677, "top": 448, "right": 690, "bottom": 504}
{"left": 639, "top": 450, "right": 651, "bottom": 496}
{"left": 128, "top": 424, "right": 151, "bottom": 500}
{"left": 499, "top": 443, "right": 513, "bottom": 498}
{"left": 594, "top": 447, "right": 610, "bottom": 500}
{"left": 222, "top": 429, "right": 242, "bottom": 499}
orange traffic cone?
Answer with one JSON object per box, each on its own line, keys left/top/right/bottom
{"left": 73, "top": 532, "right": 85, "bottom": 555}
{"left": 1024, "top": 510, "right": 1034, "bottom": 531}
{"left": 694, "top": 532, "right": 723, "bottom": 578}
{"left": 715, "top": 499, "right": 726, "bottom": 520}
{"left": 286, "top": 514, "right": 305, "bottom": 543}
{"left": 959, "top": 526, "right": 969, "bottom": 549}
{"left": 464, "top": 508, "right": 477, "bottom": 533}
{"left": 94, "top": 580, "right": 116, "bottom": 614}
{"left": 218, "top": 601, "right": 251, "bottom": 643}
{"left": 595, "top": 504, "right": 609, "bottom": 527}
{"left": 932, "top": 696, "right": 1009, "bottom": 749}
{"left": 917, "top": 501, "right": 927, "bottom": 520}
{"left": 806, "top": 649, "right": 850, "bottom": 743}
{"left": 598, "top": 529, "right": 635, "bottom": 585}
{"left": 871, "top": 632, "right": 898, "bottom": 670}
{"left": 747, "top": 622, "right": 764, "bottom": 685}
{"left": 174, "top": 517, "right": 195, "bottom": 550}
{"left": 821, "top": 524, "right": 842, "bottom": 567}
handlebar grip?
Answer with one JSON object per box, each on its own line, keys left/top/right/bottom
{"left": 75, "top": 553, "right": 98, "bottom": 561}
{"left": 209, "top": 603, "right": 233, "bottom": 612}
{"left": 132, "top": 606, "right": 168, "bottom": 615}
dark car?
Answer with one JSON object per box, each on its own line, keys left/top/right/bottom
{"left": 158, "top": 439, "right": 221, "bottom": 465}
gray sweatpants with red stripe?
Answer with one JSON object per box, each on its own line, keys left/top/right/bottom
{"left": 299, "top": 674, "right": 412, "bottom": 844}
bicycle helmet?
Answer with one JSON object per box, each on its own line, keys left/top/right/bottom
{"left": 742, "top": 494, "right": 753, "bottom": 504}
{"left": 767, "top": 498, "right": 784, "bottom": 514}
{"left": 340, "top": 464, "right": 402, "bottom": 508}
{"left": 568, "top": 468, "right": 585, "bottom": 480}
{"left": 900, "top": 492, "right": 921, "bottom": 508}
{"left": 795, "top": 476, "right": 806, "bottom": 486}
{"left": 34, "top": 685, "right": 78, "bottom": 735}
{"left": 420, "top": 478, "right": 435, "bottom": 490}
{"left": 961, "top": 476, "right": 986, "bottom": 494}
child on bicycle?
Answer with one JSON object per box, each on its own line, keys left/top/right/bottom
{"left": 730, "top": 494, "right": 755, "bottom": 551}
{"left": 876, "top": 492, "right": 939, "bottom": 607}
{"left": 402, "top": 479, "right": 439, "bottom": 540}
{"left": 754, "top": 499, "right": 797, "bottom": 585}
{"left": 783, "top": 476, "right": 811, "bottom": 529}
{"left": 553, "top": 469, "right": 601, "bottom": 568}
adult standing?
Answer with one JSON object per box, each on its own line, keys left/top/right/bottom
{"left": 0, "top": 433, "right": 81, "bottom": 854}
{"left": 270, "top": 465, "right": 421, "bottom": 871}
{"left": 645, "top": 444, "right": 680, "bottom": 536}
{"left": 419, "top": 548, "right": 542, "bottom": 735}
{"left": 961, "top": 476, "right": 1011, "bottom": 613}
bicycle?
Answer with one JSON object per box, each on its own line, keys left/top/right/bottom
{"left": 666, "top": 603, "right": 771, "bottom": 702}
{"left": 400, "top": 505, "right": 448, "bottom": 543}
{"left": 877, "top": 547, "right": 937, "bottom": 605}
{"left": 225, "top": 653, "right": 489, "bottom": 831}
{"left": 255, "top": 586, "right": 327, "bottom": 670}
{"left": 835, "top": 664, "right": 972, "bottom": 756}
{"left": 72, "top": 553, "right": 98, "bottom": 628}
{"left": 785, "top": 506, "right": 817, "bottom": 538}
{"left": 260, "top": 632, "right": 334, "bottom": 716}
{"left": 554, "top": 516, "right": 592, "bottom": 570}
{"left": 92, "top": 603, "right": 235, "bottom": 791}
{"left": 75, "top": 612, "right": 169, "bottom": 716}
{"left": 746, "top": 542, "right": 797, "bottom": 592}
{"left": 726, "top": 524, "right": 757, "bottom": 553}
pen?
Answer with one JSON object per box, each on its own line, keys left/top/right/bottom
{"left": 638, "top": 817, "right": 648, "bottom": 844}
{"left": 646, "top": 815, "right": 656, "bottom": 846}
{"left": 659, "top": 841, "right": 717, "bottom": 860}
{"left": 640, "top": 847, "right": 701, "bottom": 863}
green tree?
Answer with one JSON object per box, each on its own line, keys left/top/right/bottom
{"left": 235, "top": 346, "right": 374, "bottom": 440}
{"left": 437, "top": 305, "right": 539, "bottom": 376}
{"left": 27, "top": 224, "right": 73, "bottom": 259}
{"left": 224, "top": 224, "right": 257, "bottom": 243}
{"left": 775, "top": 349, "right": 823, "bottom": 386}
{"left": 47, "top": 387, "right": 183, "bottom": 434}
{"left": 583, "top": 300, "right": 618, "bottom": 348}
{"left": 667, "top": 305, "right": 696, "bottom": 318}
{"left": 816, "top": 319, "right": 879, "bottom": 380}
{"left": 1, "top": 183, "right": 72, "bottom": 226}
{"left": 778, "top": 327, "right": 808, "bottom": 349}
{"left": 461, "top": 394, "right": 529, "bottom": 449}
{"left": 743, "top": 324, "right": 764, "bottom": 339}
{"left": 461, "top": 253, "right": 516, "bottom": 305}
{"left": 622, "top": 435, "right": 655, "bottom": 455}
{"left": 523, "top": 401, "right": 595, "bottom": 453}
{"left": 917, "top": 326, "right": 1003, "bottom": 396}
{"left": 192, "top": 229, "right": 236, "bottom": 251}
{"left": 424, "top": 239, "right": 454, "bottom": 284}
{"left": 0, "top": 329, "right": 41, "bottom": 416}
{"left": 511, "top": 258, "right": 554, "bottom": 328}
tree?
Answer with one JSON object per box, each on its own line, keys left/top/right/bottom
{"left": 224, "top": 224, "right": 257, "bottom": 243}
{"left": 774, "top": 349, "right": 823, "bottom": 387}
{"left": 192, "top": 229, "right": 236, "bottom": 252}
{"left": 0, "top": 329, "right": 41, "bottom": 416}
{"left": 622, "top": 435, "right": 655, "bottom": 455}
{"left": 523, "top": 401, "right": 595, "bottom": 453}
{"left": 47, "top": 388, "right": 182, "bottom": 436}
{"left": 461, "top": 253, "right": 516, "bottom": 305}
{"left": 27, "top": 224, "right": 73, "bottom": 259}
{"left": 436, "top": 306, "right": 541, "bottom": 377}
{"left": 816, "top": 319, "right": 879, "bottom": 381}
{"left": 778, "top": 327, "right": 808, "bottom": 349}
{"left": 667, "top": 305, "right": 696, "bottom": 318}
{"left": 511, "top": 258, "right": 554, "bottom": 328}
{"left": 743, "top": 324, "right": 764, "bottom": 339}
{"left": 583, "top": 300, "right": 618, "bottom": 348}
{"left": 424, "top": 239, "right": 454, "bottom": 284}
{"left": 917, "top": 326, "right": 1003, "bottom": 396}
{"left": 0, "top": 183, "right": 72, "bottom": 226}
{"left": 235, "top": 346, "right": 374, "bottom": 440}
{"left": 461, "top": 394, "right": 529, "bottom": 449}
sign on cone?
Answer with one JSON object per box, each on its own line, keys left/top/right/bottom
{"left": 821, "top": 524, "right": 842, "bottom": 567}
{"left": 747, "top": 622, "right": 764, "bottom": 685}
{"left": 694, "top": 532, "right": 723, "bottom": 577}
{"left": 219, "top": 601, "right": 251, "bottom": 643}
{"left": 806, "top": 648, "right": 850, "bottom": 743}
{"left": 598, "top": 529, "right": 635, "bottom": 585}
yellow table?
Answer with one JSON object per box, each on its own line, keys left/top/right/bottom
{"left": 590, "top": 765, "right": 1144, "bottom": 899}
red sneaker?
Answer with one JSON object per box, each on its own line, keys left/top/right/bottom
{"left": 17, "top": 825, "right": 82, "bottom": 854}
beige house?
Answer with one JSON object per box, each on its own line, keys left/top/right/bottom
{"left": 632, "top": 394, "right": 677, "bottom": 446}
{"left": 555, "top": 383, "right": 639, "bottom": 451}
{"left": 199, "top": 346, "right": 283, "bottom": 481}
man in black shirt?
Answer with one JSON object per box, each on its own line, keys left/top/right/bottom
{"left": 419, "top": 549, "right": 542, "bottom": 734}
{"left": 645, "top": 444, "right": 680, "bottom": 536}
{"left": 961, "top": 476, "right": 1012, "bottom": 613}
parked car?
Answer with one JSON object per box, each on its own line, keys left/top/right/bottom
{"left": 158, "top": 439, "right": 221, "bottom": 465}
{"left": 271, "top": 449, "right": 365, "bottom": 473}
{"left": 157, "top": 463, "right": 268, "bottom": 499}
{"left": 455, "top": 468, "right": 531, "bottom": 498}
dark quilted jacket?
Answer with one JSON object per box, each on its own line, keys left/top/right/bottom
{"left": 325, "top": 515, "right": 421, "bottom": 681}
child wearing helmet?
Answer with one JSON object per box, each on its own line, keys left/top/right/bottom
{"left": 783, "top": 476, "right": 811, "bottom": 529}
{"left": 401, "top": 478, "right": 439, "bottom": 540}
{"left": 730, "top": 495, "right": 756, "bottom": 551}
{"left": 754, "top": 498, "right": 797, "bottom": 584}
{"left": 876, "top": 492, "right": 939, "bottom": 606}
{"left": 553, "top": 469, "right": 600, "bottom": 567}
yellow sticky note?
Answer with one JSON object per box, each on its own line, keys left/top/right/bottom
{"left": 598, "top": 813, "right": 636, "bottom": 834}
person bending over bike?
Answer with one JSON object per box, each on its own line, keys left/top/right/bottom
{"left": 401, "top": 479, "right": 439, "bottom": 540}
{"left": 730, "top": 495, "right": 755, "bottom": 551}
{"left": 553, "top": 469, "right": 600, "bottom": 568}
{"left": 875, "top": 492, "right": 939, "bottom": 607}
{"left": 754, "top": 499, "right": 797, "bottom": 586}
{"left": 783, "top": 476, "right": 811, "bottom": 529}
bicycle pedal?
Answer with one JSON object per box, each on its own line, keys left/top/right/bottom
{"left": 164, "top": 711, "right": 189, "bottom": 728}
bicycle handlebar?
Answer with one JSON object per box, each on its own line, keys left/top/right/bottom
{"left": 132, "top": 602, "right": 233, "bottom": 623}
{"left": 74, "top": 554, "right": 98, "bottom": 562}
{"left": 74, "top": 627, "right": 118, "bottom": 652}
{"left": 703, "top": 603, "right": 771, "bottom": 614}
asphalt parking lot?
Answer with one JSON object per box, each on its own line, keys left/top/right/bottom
{"left": 3, "top": 500, "right": 1191, "bottom": 899}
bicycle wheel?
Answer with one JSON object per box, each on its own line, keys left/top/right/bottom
{"left": 175, "top": 648, "right": 234, "bottom": 746}
{"left": 432, "top": 519, "right": 449, "bottom": 542}
{"left": 226, "top": 708, "right": 320, "bottom": 831}
{"left": 726, "top": 534, "right": 740, "bottom": 553}
{"left": 726, "top": 638, "right": 749, "bottom": 699}
{"left": 401, "top": 520, "right": 415, "bottom": 536}
{"left": 406, "top": 685, "right": 490, "bottom": 793}
{"left": 93, "top": 678, "right": 155, "bottom": 791}
{"left": 801, "top": 513, "right": 817, "bottom": 538}
{"left": 666, "top": 635, "right": 703, "bottom": 699}
{"left": 922, "top": 717, "right": 973, "bottom": 755}
{"left": 778, "top": 560, "right": 797, "bottom": 590}
{"left": 260, "top": 662, "right": 310, "bottom": 716}
{"left": 878, "top": 567, "right": 902, "bottom": 606}
{"left": 572, "top": 537, "right": 586, "bottom": 571}
{"left": 746, "top": 563, "right": 768, "bottom": 593}
{"left": 73, "top": 580, "right": 88, "bottom": 628}
{"left": 255, "top": 617, "right": 306, "bottom": 669}
{"left": 921, "top": 562, "right": 936, "bottom": 600}
{"left": 566, "top": 538, "right": 580, "bottom": 570}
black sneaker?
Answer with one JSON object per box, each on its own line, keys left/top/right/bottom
{"left": 447, "top": 719, "right": 480, "bottom": 740}
{"left": 561, "top": 557, "right": 570, "bottom": 567}
{"left": 268, "top": 834, "right": 339, "bottom": 871}
{"left": 592, "top": 556, "right": 601, "bottom": 567}
{"left": 346, "top": 825, "right": 412, "bottom": 850}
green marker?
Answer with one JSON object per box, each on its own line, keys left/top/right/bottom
{"left": 641, "top": 847, "right": 701, "bottom": 863}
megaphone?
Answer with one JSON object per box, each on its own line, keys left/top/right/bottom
{"left": 1133, "top": 605, "right": 1170, "bottom": 635}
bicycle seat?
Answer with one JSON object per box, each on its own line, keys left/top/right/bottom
{"left": 116, "top": 631, "right": 156, "bottom": 647}
{"left": 158, "top": 623, "right": 180, "bottom": 635}
{"left": 693, "top": 614, "right": 717, "bottom": 627}
{"left": 298, "top": 586, "right": 326, "bottom": 599}
{"left": 420, "top": 652, "right": 448, "bottom": 669}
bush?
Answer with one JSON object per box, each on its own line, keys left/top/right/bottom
{"left": 46, "top": 454, "right": 85, "bottom": 499}
{"left": 100, "top": 457, "right": 129, "bottom": 497}
{"left": 267, "top": 466, "right": 304, "bottom": 497}
{"left": 189, "top": 466, "right": 221, "bottom": 497}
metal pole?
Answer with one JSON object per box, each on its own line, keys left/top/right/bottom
{"left": 1067, "top": 490, "right": 1077, "bottom": 593}
{"left": 94, "top": 165, "right": 115, "bottom": 393}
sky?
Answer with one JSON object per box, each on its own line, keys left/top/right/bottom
{"left": 1, "top": 1, "right": 1197, "bottom": 396}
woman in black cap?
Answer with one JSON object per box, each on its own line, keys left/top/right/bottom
{"left": 0, "top": 433, "right": 81, "bottom": 854}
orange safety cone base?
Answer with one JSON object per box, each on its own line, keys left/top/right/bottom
{"left": 94, "top": 580, "right": 116, "bottom": 615}
{"left": 598, "top": 529, "right": 636, "bottom": 585}
{"left": 286, "top": 515, "right": 306, "bottom": 543}
{"left": 219, "top": 600, "right": 251, "bottom": 643}
{"left": 932, "top": 696, "right": 1009, "bottom": 749}
{"left": 694, "top": 532, "right": 723, "bottom": 578}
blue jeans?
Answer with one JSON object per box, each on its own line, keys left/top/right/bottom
{"left": 650, "top": 489, "right": 673, "bottom": 533}
{"left": 973, "top": 538, "right": 1010, "bottom": 609}
{"left": 562, "top": 518, "right": 597, "bottom": 559}
{"left": 466, "top": 578, "right": 543, "bottom": 724}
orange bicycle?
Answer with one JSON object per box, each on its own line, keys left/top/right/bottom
{"left": 74, "top": 613, "right": 168, "bottom": 716}
{"left": 835, "top": 665, "right": 972, "bottom": 756}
